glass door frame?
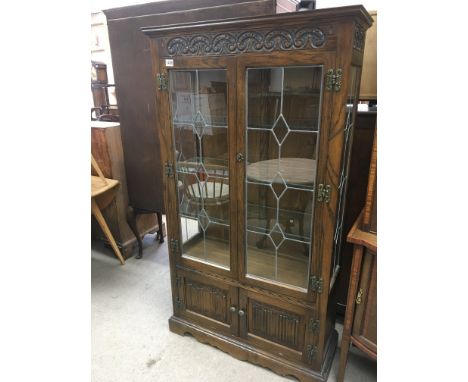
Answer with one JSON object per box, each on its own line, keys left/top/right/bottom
{"left": 160, "top": 56, "right": 239, "bottom": 280}
{"left": 235, "top": 51, "right": 336, "bottom": 302}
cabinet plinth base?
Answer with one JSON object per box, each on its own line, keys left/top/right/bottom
{"left": 169, "top": 315, "right": 337, "bottom": 382}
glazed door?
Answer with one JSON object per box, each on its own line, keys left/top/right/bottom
{"left": 236, "top": 52, "right": 335, "bottom": 301}
{"left": 163, "top": 57, "right": 238, "bottom": 278}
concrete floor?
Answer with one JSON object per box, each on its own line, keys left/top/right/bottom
{"left": 91, "top": 229, "right": 376, "bottom": 382}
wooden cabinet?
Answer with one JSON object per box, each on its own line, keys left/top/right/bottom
{"left": 337, "top": 130, "right": 377, "bottom": 382}
{"left": 91, "top": 121, "right": 160, "bottom": 257}
{"left": 143, "top": 6, "right": 372, "bottom": 381}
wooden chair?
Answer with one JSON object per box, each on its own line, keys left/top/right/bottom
{"left": 178, "top": 160, "right": 229, "bottom": 222}
{"left": 91, "top": 155, "right": 125, "bottom": 265}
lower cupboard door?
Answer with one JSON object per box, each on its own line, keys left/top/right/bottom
{"left": 238, "top": 289, "right": 317, "bottom": 364}
{"left": 176, "top": 270, "right": 238, "bottom": 337}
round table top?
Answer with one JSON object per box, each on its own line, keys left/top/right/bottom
{"left": 247, "top": 158, "right": 316, "bottom": 185}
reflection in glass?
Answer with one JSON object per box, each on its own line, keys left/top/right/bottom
{"left": 170, "top": 69, "right": 230, "bottom": 270}
{"left": 245, "top": 66, "right": 323, "bottom": 290}
{"left": 331, "top": 66, "right": 360, "bottom": 275}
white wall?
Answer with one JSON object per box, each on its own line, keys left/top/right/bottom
{"left": 91, "top": 0, "right": 165, "bottom": 13}
{"left": 91, "top": 11, "right": 117, "bottom": 106}
{"left": 316, "top": 0, "right": 378, "bottom": 10}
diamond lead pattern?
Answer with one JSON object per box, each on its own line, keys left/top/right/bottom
{"left": 271, "top": 172, "right": 287, "bottom": 198}
{"left": 272, "top": 115, "right": 289, "bottom": 145}
{"left": 197, "top": 209, "right": 210, "bottom": 231}
{"left": 193, "top": 111, "right": 206, "bottom": 137}
{"left": 195, "top": 162, "right": 208, "bottom": 182}
{"left": 269, "top": 224, "right": 285, "bottom": 248}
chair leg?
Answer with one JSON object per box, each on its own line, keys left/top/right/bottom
{"left": 127, "top": 206, "right": 143, "bottom": 259}
{"left": 92, "top": 198, "right": 125, "bottom": 265}
{"left": 156, "top": 211, "right": 164, "bottom": 243}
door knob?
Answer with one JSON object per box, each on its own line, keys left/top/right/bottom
{"left": 238, "top": 309, "right": 245, "bottom": 316}
{"left": 236, "top": 153, "right": 244, "bottom": 162}
{"left": 229, "top": 306, "right": 237, "bottom": 313}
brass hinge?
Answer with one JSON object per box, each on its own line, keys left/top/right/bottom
{"left": 310, "top": 275, "right": 323, "bottom": 294}
{"left": 317, "top": 184, "right": 331, "bottom": 203}
{"left": 356, "top": 288, "right": 364, "bottom": 305}
{"left": 157, "top": 73, "right": 168, "bottom": 90}
{"left": 174, "top": 296, "right": 182, "bottom": 308}
{"left": 175, "top": 275, "right": 183, "bottom": 288}
{"left": 306, "top": 344, "right": 318, "bottom": 362}
{"left": 170, "top": 238, "right": 179, "bottom": 253}
{"left": 309, "top": 319, "right": 320, "bottom": 334}
{"left": 326, "top": 68, "right": 343, "bottom": 92}
{"left": 164, "top": 161, "right": 174, "bottom": 177}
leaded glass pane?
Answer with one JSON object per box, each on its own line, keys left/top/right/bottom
{"left": 170, "top": 69, "right": 230, "bottom": 270}
{"left": 245, "top": 66, "right": 323, "bottom": 290}
{"left": 331, "top": 66, "right": 360, "bottom": 275}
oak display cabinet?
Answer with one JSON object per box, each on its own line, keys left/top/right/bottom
{"left": 143, "top": 6, "right": 372, "bottom": 381}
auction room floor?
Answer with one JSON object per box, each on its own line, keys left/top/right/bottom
{"left": 91, "top": 223, "right": 377, "bottom": 382}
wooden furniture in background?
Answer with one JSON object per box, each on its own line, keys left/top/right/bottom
{"left": 143, "top": 6, "right": 372, "bottom": 381}
{"left": 337, "top": 130, "right": 377, "bottom": 382}
{"left": 334, "top": 111, "right": 376, "bottom": 315}
{"left": 91, "top": 61, "right": 119, "bottom": 121}
{"left": 335, "top": 10, "right": 377, "bottom": 315}
{"left": 359, "top": 10, "right": 377, "bottom": 100}
{"left": 91, "top": 121, "right": 163, "bottom": 258}
{"left": 91, "top": 155, "right": 125, "bottom": 265}
{"left": 102, "top": 0, "right": 295, "bottom": 242}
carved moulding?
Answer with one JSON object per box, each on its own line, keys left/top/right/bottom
{"left": 353, "top": 23, "right": 365, "bottom": 50}
{"left": 165, "top": 27, "right": 326, "bottom": 57}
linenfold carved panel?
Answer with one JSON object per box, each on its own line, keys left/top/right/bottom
{"left": 165, "top": 27, "right": 326, "bottom": 57}
{"left": 185, "top": 281, "right": 228, "bottom": 323}
{"left": 251, "top": 302, "right": 301, "bottom": 349}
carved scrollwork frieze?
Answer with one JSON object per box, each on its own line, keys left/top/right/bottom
{"left": 165, "top": 27, "right": 327, "bottom": 57}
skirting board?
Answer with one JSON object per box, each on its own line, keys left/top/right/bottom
{"left": 169, "top": 315, "right": 337, "bottom": 382}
